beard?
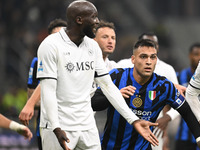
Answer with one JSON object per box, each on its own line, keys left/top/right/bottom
{"left": 83, "top": 25, "right": 95, "bottom": 38}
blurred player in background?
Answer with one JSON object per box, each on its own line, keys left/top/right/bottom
{"left": 175, "top": 43, "right": 200, "bottom": 150}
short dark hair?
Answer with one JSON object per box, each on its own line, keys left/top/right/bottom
{"left": 138, "top": 32, "right": 157, "bottom": 41}
{"left": 138, "top": 32, "right": 159, "bottom": 50}
{"left": 47, "top": 18, "right": 67, "bottom": 34}
{"left": 133, "top": 39, "right": 157, "bottom": 53}
{"left": 189, "top": 43, "right": 200, "bottom": 53}
{"left": 95, "top": 20, "right": 115, "bottom": 33}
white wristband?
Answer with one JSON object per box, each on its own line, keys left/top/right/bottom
{"left": 166, "top": 108, "right": 180, "bottom": 121}
{"left": 196, "top": 137, "right": 200, "bottom": 143}
{"left": 9, "top": 121, "right": 26, "bottom": 132}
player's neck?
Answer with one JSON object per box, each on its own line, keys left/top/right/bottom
{"left": 65, "top": 27, "right": 84, "bottom": 46}
{"left": 133, "top": 71, "right": 151, "bottom": 85}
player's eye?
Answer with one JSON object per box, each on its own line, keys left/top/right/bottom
{"left": 151, "top": 55, "right": 157, "bottom": 59}
{"left": 140, "top": 55, "right": 147, "bottom": 59}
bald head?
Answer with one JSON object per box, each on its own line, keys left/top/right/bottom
{"left": 66, "top": 0, "right": 97, "bottom": 24}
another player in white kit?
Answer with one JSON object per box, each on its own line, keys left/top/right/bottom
{"left": 186, "top": 61, "right": 200, "bottom": 122}
{"left": 37, "top": 1, "right": 158, "bottom": 150}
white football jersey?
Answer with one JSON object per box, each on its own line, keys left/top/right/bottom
{"left": 37, "top": 28, "right": 108, "bottom": 131}
{"left": 190, "top": 61, "right": 200, "bottom": 88}
{"left": 90, "top": 58, "right": 118, "bottom": 97}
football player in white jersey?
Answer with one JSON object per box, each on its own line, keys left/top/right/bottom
{"left": 92, "top": 20, "right": 120, "bottom": 137}
{"left": 38, "top": 1, "right": 159, "bottom": 150}
{"left": 186, "top": 61, "right": 200, "bottom": 122}
{"left": 90, "top": 20, "right": 119, "bottom": 97}
{"left": 20, "top": 1, "right": 160, "bottom": 150}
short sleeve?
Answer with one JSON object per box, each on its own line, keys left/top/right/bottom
{"left": 94, "top": 42, "right": 108, "bottom": 77}
{"left": 27, "top": 57, "right": 39, "bottom": 89}
{"left": 165, "top": 81, "right": 185, "bottom": 109}
{"left": 37, "top": 40, "right": 57, "bottom": 79}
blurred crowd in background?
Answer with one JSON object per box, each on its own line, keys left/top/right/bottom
{"left": 1, "top": 0, "right": 200, "bottom": 149}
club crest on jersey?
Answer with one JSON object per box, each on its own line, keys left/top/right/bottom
{"left": 148, "top": 91, "right": 156, "bottom": 100}
{"left": 132, "top": 95, "right": 143, "bottom": 108}
{"left": 38, "top": 61, "right": 43, "bottom": 72}
{"left": 65, "top": 62, "right": 75, "bottom": 73}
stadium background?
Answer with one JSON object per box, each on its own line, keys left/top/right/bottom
{"left": 1, "top": 0, "right": 200, "bottom": 149}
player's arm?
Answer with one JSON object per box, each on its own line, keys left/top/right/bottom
{"left": 91, "top": 85, "right": 136, "bottom": 111}
{"left": 40, "top": 78, "right": 70, "bottom": 150}
{"left": 19, "top": 84, "right": 41, "bottom": 125}
{"left": 174, "top": 83, "right": 186, "bottom": 97}
{"left": 0, "top": 114, "right": 33, "bottom": 140}
{"left": 27, "top": 57, "right": 40, "bottom": 108}
{"left": 27, "top": 87, "right": 41, "bottom": 109}
{"left": 175, "top": 96, "right": 200, "bottom": 147}
{"left": 95, "top": 74, "right": 159, "bottom": 146}
{"left": 91, "top": 88, "right": 110, "bottom": 111}
{"left": 185, "top": 84, "right": 200, "bottom": 122}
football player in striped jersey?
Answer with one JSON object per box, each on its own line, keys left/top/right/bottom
{"left": 92, "top": 39, "right": 200, "bottom": 150}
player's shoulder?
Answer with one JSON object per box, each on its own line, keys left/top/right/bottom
{"left": 84, "top": 36, "right": 99, "bottom": 47}
{"left": 153, "top": 73, "right": 173, "bottom": 85}
{"left": 44, "top": 32, "right": 60, "bottom": 43}
{"left": 117, "top": 58, "right": 133, "bottom": 68}
{"left": 109, "top": 67, "right": 130, "bottom": 75}
{"left": 30, "top": 57, "right": 38, "bottom": 65}
{"left": 158, "top": 59, "right": 175, "bottom": 70}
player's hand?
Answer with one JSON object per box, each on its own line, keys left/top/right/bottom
{"left": 17, "top": 126, "right": 33, "bottom": 141}
{"left": 120, "top": 85, "right": 136, "bottom": 98}
{"left": 153, "top": 114, "right": 171, "bottom": 138}
{"left": 19, "top": 102, "right": 34, "bottom": 126}
{"left": 174, "top": 84, "right": 186, "bottom": 98}
{"left": 53, "top": 128, "right": 70, "bottom": 150}
{"left": 132, "top": 119, "right": 159, "bottom": 147}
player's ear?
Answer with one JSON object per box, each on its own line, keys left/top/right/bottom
{"left": 131, "top": 55, "right": 135, "bottom": 64}
{"left": 76, "top": 16, "right": 83, "bottom": 25}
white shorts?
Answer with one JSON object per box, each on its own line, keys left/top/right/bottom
{"left": 40, "top": 127, "right": 101, "bottom": 150}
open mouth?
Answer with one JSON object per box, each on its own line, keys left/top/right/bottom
{"left": 144, "top": 67, "right": 152, "bottom": 72}
{"left": 107, "top": 46, "right": 113, "bottom": 50}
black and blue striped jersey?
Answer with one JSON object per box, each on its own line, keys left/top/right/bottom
{"left": 28, "top": 57, "right": 39, "bottom": 88}
{"left": 176, "top": 67, "right": 196, "bottom": 143}
{"left": 27, "top": 57, "right": 40, "bottom": 137}
{"left": 96, "top": 68, "right": 185, "bottom": 150}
